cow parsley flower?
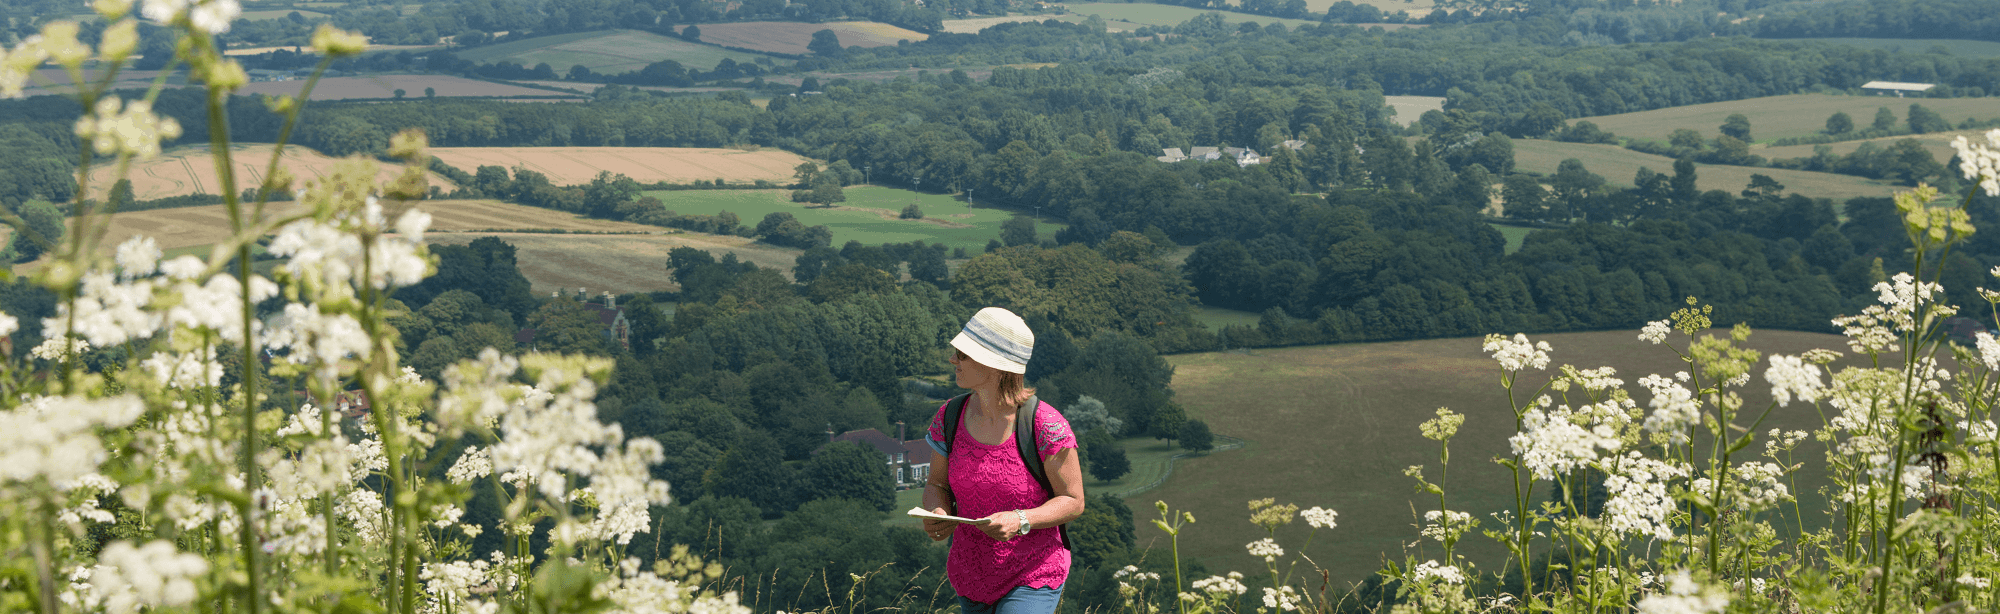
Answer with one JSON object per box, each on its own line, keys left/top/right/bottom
{"left": 92, "top": 540, "right": 208, "bottom": 614}
{"left": 1959, "top": 574, "right": 1992, "bottom": 589}
{"left": 1, "top": 36, "right": 53, "bottom": 99}
{"left": 139, "top": 345, "right": 221, "bottom": 389}
{"left": 1193, "top": 572, "right": 1247, "bottom": 595}
{"left": 1412, "top": 560, "right": 1465, "bottom": 585}
{"left": 1261, "top": 586, "right": 1299, "bottom": 611}
{"left": 1245, "top": 538, "right": 1283, "bottom": 562}
{"left": 448, "top": 446, "right": 493, "bottom": 484}
{"left": 73, "top": 96, "right": 182, "bottom": 160}
{"left": 1509, "top": 401, "right": 1625, "bottom": 480}
{"left": 1764, "top": 354, "right": 1824, "bottom": 407}
{"left": 114, "top": 236, "right": 162, "bottom": 279}
{"left": 1301, "top": 506, "right": 1337, "bottom": 530}
{"left": 1950, "top": 129, "right": 2000, "bottom": 197}
{"left": 1639, "top": 320, "right": 1671, "bottom": 344}
{"left": 1636, "top": 569, "right": 1728, "bottom": 614}
{"left": 1483, "top": 333, "right": 1552, "bottom": 371}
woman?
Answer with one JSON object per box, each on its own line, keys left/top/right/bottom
{"left": 922, "top": 307, "right": 1085, "bottom": 614}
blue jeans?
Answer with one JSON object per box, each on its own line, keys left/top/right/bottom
{"left": 957, "top": 584, "right": 1064, "bottom": 614}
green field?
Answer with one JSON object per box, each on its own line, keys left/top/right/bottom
{"left": 1575, "top": 93, "right": 2000, "bottom": 145}
{"left": 1770, "top": 37, "right": 2000, "bottom": 58}
{"left": 1065, "top": 3, "right": 1325, "bottom": 29}
{"left": 240, "top": 9, "right": 330, "bottom": 20}
{"left": 455, "top": 29, "right": 778, "bottom": 74}
{"left": 1514, "top": 139, "right": 1898, "bottom": 201}
{"left": 1757, "top": 127, "right": 1989, "bottom": 165}
{"left": 641, "top": 186, "right": 1065, "bottom": 253}
{"left": 1194, "top": 305, "right": 1262, "bottom": 330}
{"left": 1147, "top": 329, "right": 1856, "bottom": 585}
{"left": 1487, "top": 222, "right": 1533, "bottom": 254}
{"left": 1298, "top": 0, "right": 1436, "bottom": 15}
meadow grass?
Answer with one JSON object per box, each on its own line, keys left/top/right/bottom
{"left": 1757, "top": 127, "right": 1992, "bottom": 165}
{"left": 455, "top": 29, "right": 778, "bottom": 73}
{"left": 1487, "top": 222, "right": 1533, "bottom": 254}
{"left": 1575, "top": 93, "right": 2000, "bottom": 144}
{"left": 1064, "top": 3, "right": 1325, "bottom": 29}
{"left": 1148, "top": 329, "right": 1857, "bottom": 586}
{"left": 1766, "top": 37, "right": 2000, "bottom": 58}
{"left": 1298, "top": 0, "right": 1437, "bottom": 15}
{"left": 641, "top": 186, "right": 1066, "bottom": 253}
{"left": 1514, "top": 138, "right": 1898, "bottom": 201}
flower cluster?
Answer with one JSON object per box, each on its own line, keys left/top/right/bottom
{"left": 1192, "top": 572, "right": 1247, "bottom": 596}
{"left": 90, "top": 541, "right": 210, "bottom": 614}
{"left": 1260, "top": 586, "right": 1300, "bottom": 611}
{"left": 1411, "top": 560, "right": 1465, "bottom": 585}
{"left": 1245, "top": 537, "right": 1284, "bottom": 563}
{"left": 1300, "top": 506, "right": 1337, "bottom": 530}
{"left": 1483, "top": 333, "right": 1552, "bottom": 371}
{"left": 74, "top": 95, "right": 183, "bottom": 159}
{"left": 1509, "top": 398, "right": 1630, "bottom": 480}
{"left": 1635, "top": 569, "right": 1729, "bottom": 614}
{"left": 1950, "top": 128, "right": 2000, "bottom": 197}
{"left": 1600, "top": 452, "right": 1687, "bottom": 541}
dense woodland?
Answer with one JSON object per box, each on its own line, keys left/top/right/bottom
{"left": 5, "top": 2, "right": 2000, "bottom": 609}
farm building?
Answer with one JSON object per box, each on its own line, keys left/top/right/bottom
{"left": 817, "top": 423, "right": 934, "bottom": 488}
{"left": 514, "top": 291, "right": 632, "bottom": 350}
{"left": 1160, "top": 145, "right": 1275, "bottom": 166}
{"left": 1861, "top": 81, "right": 1936, "bottom": 97}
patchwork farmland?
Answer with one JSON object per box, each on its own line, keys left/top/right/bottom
{"left": 84, "top": 144, "right": 456, "bottom": 202}
{"left": 427, "top": 147, "right": 813, "bottom": 185}
{"left": 641, "top": 186, "right": 1065, "bottom": 253}
{"left": 237, "top": 75, "right": 581, "bottom": 100}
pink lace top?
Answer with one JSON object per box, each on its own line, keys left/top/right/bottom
{"left": 926, "top": 399, "right": 1076, "bottom": 603}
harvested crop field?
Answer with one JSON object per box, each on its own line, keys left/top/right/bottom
{"left": 237, "top": 75, "right": 580, "bottom": 100}
{"left": 1066, "top": 3, "right": 1323, "bottom": 29}
{"left": 684, "top": 21, "right": 929, "bottom": 55}
{"left": 54, "top": 199, "right": 640, "bottom": 256}
{"left": 1574, "top": 94, "right": 2000, "bottom": 144}
{"left": 85, "top": 144, "right": 456, "bottom": 202}
{"left": 427, "top": 147, "right": 812, "bottom": 185}
{"left": 1757, "top": 128, "right": 1988, "bottom": 165}
{"left": 1515, "top": 139, "right": 1898, "bottom": 201}
{"left": 426, "top": 232, "right": 800, "bottom": 295}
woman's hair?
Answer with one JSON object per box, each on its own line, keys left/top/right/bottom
{"left": 956, "top": 349, "right": 1037, "bottom": 408}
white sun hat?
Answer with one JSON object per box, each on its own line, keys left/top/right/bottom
{"left": 951, "top": 307, "right": 1035, "bottom": 374}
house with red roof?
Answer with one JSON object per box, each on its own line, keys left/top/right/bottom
{"left": 818, "top": 422, "right": 934, "bottom": 489}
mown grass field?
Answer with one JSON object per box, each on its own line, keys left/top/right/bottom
{"left": 1514, "top": 139, "right": 1898, "bottom": 201}
{"left": 1385, "top": 95, "right": 1445, "bottom": 126}
{"left": 455, "top": 29, "right": 777, "bottom": 73}
{"left": 687, "top": 21, "right": 929, "bottom": 55}
{"left": 1194, "top": 305, "right": 1263, "bottom": 330}
{"left": 1757, "top": 127, "right": 1990, "bottom": 164}
{"left": 1487, "top": 222, "right": 1533, "bottom": 254}
{"left": 1574, "top": 94, "right": 2000, "bottom": 145}
{"left": 640, "top": 186, "right": 1066, "bottom": 253}
{"left": 1769, "top": 37, "right": 2000, "bottom": 58}
{"left": 1148, "top": 329, "right": 1858, "bottom": 585}
{"left": 1299, "top": 0, "right": 1437, "bottom": 15}
{"left": 1064, "top": 3, "right": 1325, "bottom": 29}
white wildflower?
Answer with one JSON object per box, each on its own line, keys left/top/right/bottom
{"left": 1764, "top": 354, "right": 1824, "bottom": 407}
{"left": 1301, "top": 506, "right": 1337, "bottom": 530}
{"left": 1978, "top": 332, "right": 2000, "bottom": 371}
{"left": 26, "top": 336, "right": 87, "bottom": 362}
{"left": 1950, "top": 129, "right": 2000, "bottom": 197}
{"left": 139, "top": 345, "right": 222, "bottom": 389}
{"left": 1192, "top": 572, "right": 1247, "bottom": 596}
{"left": 448, "top": 446, "right": 493, "bottom": 484}
{"left": 1246, "top": 537, "right": 1283, "bottom": 562}
{"left": 1412, "top": 560, "right": 1465, "bottom": 585}
{"left": 1509, "top": 401, "right": 1625, "bottom": 480}
{"left": 1636, "top": 569, "right": 1728, "bottom": 614}
{"left": 1639, "top": 319, "right": 1671, "bottom": 344}
{"left": 1959, "top": 574, "right": 1992, "bottom": 589}
{"left": 1639, "top": 374, "right": 1700, "bottom": 444}
{"left": 1599, "top": 452, "right": 1686, "bottom": 541}
{"left": 0, "top": 395, "right": 144, "bottom": 487}
{"left": 73, "top": 95, "right": 183, "bottom": 160}
{"left": 1261, "top": 586, "right": 1300, "bottom": 611}
{"left": 114, "top": 236, "right": 162, "bottom": 279}
{"left": 92, "top": 540, "right": 208, "bottom": 614}
{"left": 1483, "top": 333, "right": 1552, "bottom": 371}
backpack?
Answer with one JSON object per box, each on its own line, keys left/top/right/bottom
{"left": 941, "top": 392, "right": 1071, "bottom": 550}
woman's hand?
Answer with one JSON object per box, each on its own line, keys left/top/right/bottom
{"left": 923, "top": 508, "right": 956, "bottom": 541}
{"left": 975, "top": 510, "right": 1022, "bottom": 542}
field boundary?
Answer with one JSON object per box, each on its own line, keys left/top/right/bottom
{"left": 1109, "top": 434, "right": 1246, "bottom": 499}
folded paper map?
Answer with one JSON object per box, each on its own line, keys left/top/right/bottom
{"left": 906, "top": 507, "right": 991, "bottom": 524}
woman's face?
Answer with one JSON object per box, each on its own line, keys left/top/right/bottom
{"left": 950, "top": 349, "right": 996, "bottom": 390}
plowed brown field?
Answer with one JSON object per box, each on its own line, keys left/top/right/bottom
{"left": 87, "top": 144, "right": 457, "bottom": 202}
{"left": 685, "top": 21, "right": 928, "bottom": 55}
{"left": 426, "top": 147, "right": 812, "bottom": 185}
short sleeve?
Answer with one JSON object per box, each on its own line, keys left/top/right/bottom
{"left": 1033, "top": 401, "right": 1076, "bottom": 460}
{"left": 926, "top": 401, "right": 950, "bottom": 455}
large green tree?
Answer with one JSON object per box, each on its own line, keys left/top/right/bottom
{"left": 800, "top": 441, "right": 895, "bottom": 511}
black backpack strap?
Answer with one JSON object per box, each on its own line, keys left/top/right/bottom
{"left": 1013, "top": 395, "right": 1070, "bottom": 550}
{"left": 941, "top": 393, "right": 972, "bottom": 516}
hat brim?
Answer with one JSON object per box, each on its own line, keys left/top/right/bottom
{"left": 952, "top": 331, "right": 1027, "bottom": 374}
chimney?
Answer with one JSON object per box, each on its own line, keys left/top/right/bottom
{"left": 606, "top": 292, "right": 616, "bottom": 310}
{"left": 827, "top": 422, "right": 835, "bottom": 442}
{"left": 897, "top": 421, "right": 906, "bottom": 442}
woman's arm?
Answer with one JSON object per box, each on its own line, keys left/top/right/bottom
{"left": 976, "top": 447, "right": 1085, "bottom": 541}
{"left": 922, "top": 453, "right": 956, "bottom": 541}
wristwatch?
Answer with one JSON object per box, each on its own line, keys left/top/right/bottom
{"left": 1016, "top": 509, "right": 1030, "bottom": 536}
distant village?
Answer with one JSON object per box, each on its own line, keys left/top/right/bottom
{"left": 1157, "top": 140, "right": 1304, "bottom": 166}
